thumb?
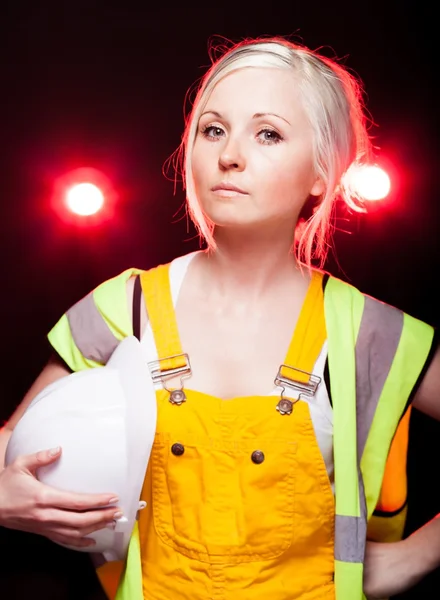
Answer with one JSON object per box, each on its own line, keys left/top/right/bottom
{"left": 19, "top": 446, "right": 62, "bottom": 475}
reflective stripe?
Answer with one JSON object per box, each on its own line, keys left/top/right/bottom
{"left": 67, "top": 293, "right": 119, "bottom": 363}
{"left": 335, "top": 472, "right": 367, "bottom": 563}
{"left": 355, "top": 296, "right": 404, "bottom": 458}
{"left": 361, "top": 311, "right": 434, "bottom": 524}
{"left": 334, "top": 294, "right": 403, "bottom": 565}
{"left": 335, "top": 514, "right": 366, "bottom": 563}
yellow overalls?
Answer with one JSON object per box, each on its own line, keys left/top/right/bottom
{"left": 137, "top": 266, "right": 335, "bottom": 599}
{"left": 48, "top": 258, "right": 435, "bottom": 599}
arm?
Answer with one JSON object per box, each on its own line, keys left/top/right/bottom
{"left": 0, "top": 273, "right": 140, "bottom": 548}
{"left": 412, "top": 344, "right": 440, "bottom": 420}
{"left": 364, "top": 516, "right": 440, "bottom": 599}
{"left": 363, "top": 346, "right": 440, "bottom": 598}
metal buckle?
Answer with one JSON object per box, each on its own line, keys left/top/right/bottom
{"left": 148, "top": 353, "right": 192, "bottom": 385}
{"left": 148, "top": 353, "right": 192, "bottom": 405}
{"left": 274, "top": 364, "right": 321, "bottom": 399}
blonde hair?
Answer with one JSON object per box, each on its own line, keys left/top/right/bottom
{"left": 171, "top": 36, "right": 373, "bottom": 268}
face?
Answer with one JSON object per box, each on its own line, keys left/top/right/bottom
{"left": 191, "top": 67, "right": 324, "bottom": 233}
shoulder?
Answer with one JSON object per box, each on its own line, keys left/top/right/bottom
{"left": 47, "top": 267, "right": 145, "bottom": 371}
{"left": 324, "top": 272, "right": 437, "bottom": 403}
{"left": 411, "top": 332, "right": 440, "bottom": 418}
{"left": 125, "top": 251, "right": 202, "bottom": 338}
{"left": 73, "top": 267, "right": 145, "bottom": 336}
{"left": 91, "top": 252, "right": 195, "bottom": 326}
{"left": 47, "top": 253, "right": 194, "bottom": 371}
{"left": 324, "top": 272, "right": 432, "bottom": 334}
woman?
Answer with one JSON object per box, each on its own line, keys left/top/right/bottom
{"left": 0, "top": 36, "right": 439, "bottom": 600}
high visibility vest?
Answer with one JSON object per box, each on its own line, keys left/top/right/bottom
{"left": 324, "top": 276, "right": 432, "bottom": 597}
{"left": 48, "top": 264, "right": 434, "bottom": 600}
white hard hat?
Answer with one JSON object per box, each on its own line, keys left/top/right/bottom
{"left": 5, "top": 336, "right": 156, "bottom": 562}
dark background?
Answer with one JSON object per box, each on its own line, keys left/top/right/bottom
{"left": 0, "top": 1, "right": 438, "bottom": 598}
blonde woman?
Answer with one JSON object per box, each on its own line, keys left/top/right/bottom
{"left": 1, "top": 37, "right": 439, "bottom": 600}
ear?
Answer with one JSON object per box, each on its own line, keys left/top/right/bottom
{"left": 310, "top": 176, "right": 325, "bottom": 197}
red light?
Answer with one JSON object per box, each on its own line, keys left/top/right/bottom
{"left": 51, "top": 167, "right": 116, "bottom": 226}
{"left": 345, "top": 165, "right": 391, "bottom": 201}
{"left": 66, "top": 182, "right": 105, "bottom": 216}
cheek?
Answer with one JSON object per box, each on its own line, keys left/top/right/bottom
{"left": 191, "top": 142, "right": 211, "bottom": 189}
{"left": 267, "top": 156, "right": 316, "bottom": 199}
{"left": 251, "top": 160, "right": 316, "bottom": 218}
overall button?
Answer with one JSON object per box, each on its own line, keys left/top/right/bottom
{"left": 251, "top": 450, "right": 265, "bottom": 464}
{"left": 276, "top": 399, "right": 293, "bottom": 415}
{"left": 169, "top": 389, "right": 186, "bottom": 405}
{"left": 171, "top": 443, "right": 185, "bottom": 456}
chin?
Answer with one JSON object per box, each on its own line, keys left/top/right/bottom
{"left": 203, "top": 208, "right": 255, "bottom": 228}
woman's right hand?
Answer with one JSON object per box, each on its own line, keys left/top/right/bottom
{"left": 0, "top": 446, "right": 122, "bottom": 549}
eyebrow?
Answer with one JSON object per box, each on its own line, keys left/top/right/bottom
{"left": 200, "top": 110, "right": 291, "bottom": 126}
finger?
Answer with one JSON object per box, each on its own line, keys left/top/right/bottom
{"left": 15, "top": 447, "right": 63, "bottom": 474}
{"left": 32, "top": 506, "right": 123, "bottom": 530}
{"left": 77, "top": 518, "right": 119, "bottom": 538}
{"left": 47, "top": 532, "right": 97, "bottom": 549}
{"left": 44, "top": 515, "right": 119, "bottom": 544}
{"left": 39, "top": 486, "right": 119, "bottom": 512}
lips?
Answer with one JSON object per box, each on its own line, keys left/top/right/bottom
{"left": 211, "top": 182, "right": 248, "bottom": 194}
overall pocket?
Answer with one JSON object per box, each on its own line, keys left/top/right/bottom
{"left": 151, "top": 433, "right": 297, "bottom": 563}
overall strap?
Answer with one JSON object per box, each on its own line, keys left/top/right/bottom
{"left": 283, "top": 270, "right": 326, "bottom": 374}
{"left": 140, "top": 263, "right": 187, "bottom": 379}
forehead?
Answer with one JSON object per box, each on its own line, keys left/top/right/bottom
{"left": 204, "top": 67, "right": 305, "bottom": 119}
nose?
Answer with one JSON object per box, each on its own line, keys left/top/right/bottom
{"left": 218, "top": 136, "right": 245, "bottom": 171}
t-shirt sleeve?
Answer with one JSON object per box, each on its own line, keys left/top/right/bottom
{"left": 47, "top": 268, "right": 143, "bottom": 372}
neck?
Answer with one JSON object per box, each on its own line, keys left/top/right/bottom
{"left": 199, "top": 223, "right": 309, "bottom": 301}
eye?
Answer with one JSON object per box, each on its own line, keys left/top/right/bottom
{"left": 201, "top": 125, "right": 225, "bottom": 140}
{"left": 257, "top": 129, "right": 283, "bottom": 145}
